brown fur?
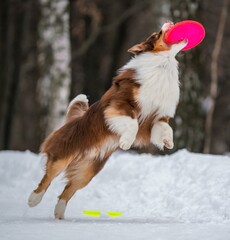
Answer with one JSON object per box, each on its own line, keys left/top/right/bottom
{"left": 135, "top": 113, "right": 158, "bottom": 147}
{"left": 128, "top": 31, "right": 171, "bottom": 55}
{"left": 66, "top": 100, "right": 89, "bottom": 123}
{"left": 31, "top": 28, "right": 173, "bottom": 218}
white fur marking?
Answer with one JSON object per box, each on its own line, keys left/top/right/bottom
{"left": 28, "top": 190, "right": 45, "bottom": 207}
{"left": 161, "top": 22, "right": 173, "bottom": 32}
{"left": 151, "top": 121, "right": 174, "bottom": 150}
{"left": 54, "top": 199, "right": 66, "bottom": 219}
{"left": 72, "top": 94, "right": 88, "bottom": 103}
{"left": 122, "top": 38, "right": 187, "bottom": 121}
{"left": 80, "top": 139, "right": 118, "bottom": 162}
{"left": 67, "top": 94, "right": 88, "bottom": 114}
{"left": 124, "top": 52, "right": 179, "bottom": 120}
{"left": 106, "top": 116, "right": 138, "bottom": 150}
{"left": 98, "top": 138, "right": 119, "bottom": 159}
{"left": 170, "top": 39, "right": 188, "bottom": 56}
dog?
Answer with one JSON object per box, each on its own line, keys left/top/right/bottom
{"left": 28, "top": 21, "right": 187, "bottom": 219}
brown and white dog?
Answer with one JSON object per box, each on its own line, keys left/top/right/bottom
{"left": 28, "top": 22, "right": 187, "bottom": 219}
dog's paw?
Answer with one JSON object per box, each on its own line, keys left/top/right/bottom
{"left": 54, "top": 199, "right": 66, "bottom": 220}
{"left": 163, "top": 138, "right": 174, "bottom": 149}
{"left": 151, "top": 122, "right": 174, "bottom": 150}
{"left": 119, "top": 135, "right": 134, "bottom": 150}
{"left": 28, "top": 190, "right": 45, "bottom": 207}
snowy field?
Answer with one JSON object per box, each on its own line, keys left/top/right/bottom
{"left": 0, "top": 149, "right": 230, "bottom": 240}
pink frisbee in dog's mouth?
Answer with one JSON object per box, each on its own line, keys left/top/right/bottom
{"left": 164, "top": 20, "right": 205, "bottom": 51}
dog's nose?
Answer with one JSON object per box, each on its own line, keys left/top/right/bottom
{"left": 166, "top": 20, "right": 174, "bottom": 25}
{"left": 161, "top": 21, "right": 174, "bottom": 32}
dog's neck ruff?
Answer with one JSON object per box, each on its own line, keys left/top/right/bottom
{"left": 123, "top": 51, "right": 180, "bottom": 121}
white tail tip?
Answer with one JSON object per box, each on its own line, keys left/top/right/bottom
{"left": 73, "top": 94, "right": 88, "bottom": 103}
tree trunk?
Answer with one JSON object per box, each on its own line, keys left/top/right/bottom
{"left": 38, "top": 0, "right": 71, "bottom": 134}
{"left": 0, "top": 0, "right": 41, "bottom": 151}
{"left": 203, "top": 0, "right": 229, "bottom": 153}
{"left": 10, "top": 0, "right": 42, "bottom": 151}
{"left": 170, "top": 0, "right": 205, "bottom": 152}
{"left": 0, "top": 0, "right": 10, "bottom": 149}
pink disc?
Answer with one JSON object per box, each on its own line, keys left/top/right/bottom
{"left": 164, "top": 20, "right": 205, "bottom": 51}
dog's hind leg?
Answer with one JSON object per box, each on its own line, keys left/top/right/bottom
{"left": 54, "top": 178, "right": 87, "bottom": 220}
{"left": 28, "top": 157, "right": 70, "bottom": 208}
{"left": 54, "top": 160, "right": 105, "bottom": 219}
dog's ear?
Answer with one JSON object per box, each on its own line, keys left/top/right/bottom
{"left": 128, "top": 43, "right": 146, "bottom": 55}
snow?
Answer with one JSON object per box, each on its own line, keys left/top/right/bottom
{"left": 0, "top": 149, "right": 230, "bottom": 239}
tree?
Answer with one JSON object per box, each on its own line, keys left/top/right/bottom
{"left": 169, "top": 0, "right": 205, "bottom": 152}
{"left": 38, "top": 0, "right": 71, "bottom": 134}
{"left": 203, "top": 0, "right": 230, "bottom": 153}
{"left": 0, "top": 0, "right": 42, "bottom": 151}
{"left": 0, "top": 0, "right": 229, "bottom": 153}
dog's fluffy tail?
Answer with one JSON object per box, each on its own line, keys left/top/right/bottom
{"left": 66, "top": 94, "right": 89, "bottom": 123}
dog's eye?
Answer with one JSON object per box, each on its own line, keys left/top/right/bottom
{"left": 159, "top": 30, "right": 162, "bottom": 35}
{"left": 145, "top": 42, "right": 154, "bottom": 51}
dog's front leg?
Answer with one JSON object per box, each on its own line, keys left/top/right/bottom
{"left": 150, "top": 120, "right": 174, "bottom": 150}
{"left": 106, "top": 116, "right": 138, "bottom": 150}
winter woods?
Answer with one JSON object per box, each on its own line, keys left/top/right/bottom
{"left": 0, "top": 0, "right": 229, "bottom": 154}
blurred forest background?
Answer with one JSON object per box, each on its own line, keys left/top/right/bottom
{"left": 0, "top": 0, "right": 229, "bottom": 154}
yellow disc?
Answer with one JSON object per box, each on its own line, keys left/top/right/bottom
{"left": 107, "top": 211, "right": 122, "bottom": 217}
{"left": 83, "top": 210, "right": 100, "bottom": 217}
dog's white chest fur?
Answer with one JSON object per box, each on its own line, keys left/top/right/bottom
{"left": 123, "top": 52, "right": 180, "bottom": 120}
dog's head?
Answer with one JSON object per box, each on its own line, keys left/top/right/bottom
{"left": 128, "top": 21, "right": 186, "bottom": 55}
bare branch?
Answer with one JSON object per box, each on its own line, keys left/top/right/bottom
{"left": 72, "top": 0, "right": 151, "bottom": 58}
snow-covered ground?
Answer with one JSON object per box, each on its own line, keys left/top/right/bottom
{"left": 0, "top": 149, "right": 230, "bottom": 240}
